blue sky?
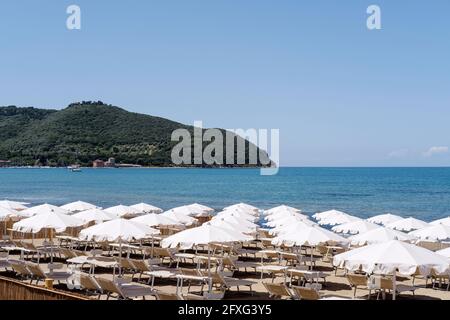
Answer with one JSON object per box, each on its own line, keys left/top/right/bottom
{"left": 0, "top": 1, "right": 449, "bottom": 166}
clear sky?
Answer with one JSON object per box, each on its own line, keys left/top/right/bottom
{"left": 1, "top": 1, "right": 449, "bottom": 166}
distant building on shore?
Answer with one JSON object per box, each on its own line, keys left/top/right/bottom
{"left": 0, "top": 160, "right": 11, "bottom": 167}
{"left": 105, "top": 158, "right": 116, "bottom": 167}
{"left": 92, "top": 159, "right": 105, "bottom": 168}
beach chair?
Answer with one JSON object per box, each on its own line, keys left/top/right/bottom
{"left": 201, "top": 271, "right": 256, "bottom": 294}
{"left": 155, "top": 291, "right": 180, "bottom": 300}
{"left": 95, "top": 277, "right": 156, "bottom": 300}
{"left": 10, "top": 260, "right": 33, "bottom": 281}
{"left": 262, "top": 282, "right": 294, "bottom": 299}
{"left": 347, "top": 274, "right": 371, "bottom": 299}
{"left": 79, "top": 273, "right": 102, "bottom": 297}
{"left": 431, "top": 270, "right": 449, "bottom": 291}
{"left": 60, "top": 247, "right": 78, "bottom": 260}
{"left": 26, "top": 262, "right": 72, "bottom": 285}
{"left": 221, "top": 256, "right": 260, "bottom": 273}
{"left": 152, "top": 247, "right": 176, "bottom": 266}
{"left": 291, "top": 286, "right": 321, "bottom": 300}
{"left": 377, "top": 277, "right": 417, "bottom": 299}
{"left": 0, "top": 252, "right": 10, "bottom": 271}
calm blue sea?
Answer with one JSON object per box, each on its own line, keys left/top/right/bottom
{"left": 0, "top": 167, "right": 450, "bottom": 222}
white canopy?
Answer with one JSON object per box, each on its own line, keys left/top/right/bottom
{"left": 161, "top": 210, "right": 197, "bottom": 226}
{"left": 209, "top": 217, "right": 257, "bottom": 234}
{"left": 436, "top": 247, "right": 450, "bottom": 259}
{"left": 271, "top": 225, "right": 349, "bottom": 247}
{"left": 131, "top": 213, "right": 180, "bottom": 227}
{"left": 130, "top": 203, "right": 163, "bottom": 214}
{"left": 168, "top": 205, "right": 210, "bottom": 218}
{"left": 0, "top": 200, "right": 29, "bottom": 211}
{"left": 264, "top": 205, "right": 301, "bottom": 215}
{"left": 264, "top": 210, "right": 309, "bottom": 222}
{"left": 186, "top": 203, "right": 215, "bottom": 214}
{"left": 312, "top": 209, "right": 348, "bottom": 221}
{"left": 318, "top": 213, "right": 361, "bottom": 226}
{"left": 161, "top": 222, "right": 253, "bottom": 250}
{"left": 348, "top": 227, "right": 414, "bottom": 245}
{"left": 332, "top": 220, "right": 379, "bottom": 235}
{"left": 386, "top": 217, "right": 429, "bottom": 232}
{"left": 333, "top": 240, "right": 450, "bottom": 276}
{"left": 430, "top": 216, "right": 450, "bottom": 227}
{"left": 79, "top": 218, "right": 159, "bottom": 242}
{"left": 60, "top": 201, "right": 99, "bottom": 212}
{"left": 268, "top": 220, "right": 316, "bottom": 236}
{"left": 20, "top": 203, "right": 70, "bottom": 217}
{"left": 409, "top": 224, "right": 450, "bottom": 242}
{"left": 211, "top": 213, "right": 259, "bottom": 230}
{"left": 265, "top": 215, "right": 314, "bottom": 228}
{"left": 215, "top": 209, "right": 259, "bottom": 222}
{"left": 12, "top": 211, "right": 84, "bottom": 233}
{"left": 104, "top": 205, "right": 141, "bottom": 218}
{"left": 367, "top": 213, "right": 404, "bottom": 226}
{"left": 0, "top": 206, "right": 22, "bottom": 220}
{"left": 72, "top": 208, "right": 115, "bottom": 224}
{"left": 223, "top": 203, "right": 259, "bottom": 215}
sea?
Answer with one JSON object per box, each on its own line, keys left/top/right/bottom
{"left": 0, "top": 167, "right": 450, "bottom": 222}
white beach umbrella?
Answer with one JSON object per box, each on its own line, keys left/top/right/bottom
{"left": 318, "top": 213, "right": 361, "bottom": 226}
{"left": 264, "top": 205, "right": 301, "bottom": 215}
{"left": 409, "top": 225, "right": 450, "bottom": 242}
{"left": 223, "top": 203, "right": 259, "bottom": 215}
{"left": 162, "top": 222, "right": 252, "bottom": 250}
{"left": 271, "top": 225, "right": 349, "bottom": 247}
{"left": 60, "top": 201, "right": 99, "bottom": 213}
{"left": 367, "top": 213, "right": 404, "bottom": 226}
{"left": 386, "top": 217, "right": 429, "bottom": 232}
{"left": 215, "top": 209, "right": 259, "bottom": 222}
{"left": 333, "top": 240, "right": 450, "bottom": 278}
{"left": 169, "top": 205, "right": 210, "bottom": 218}
{"left": 211, "top": 213, "right": 259, "bottom": 229}
{"left": 265, "top": 210, "right": 309, "bottom": 222}
{"left": 436, "top": 247, "right": 450, "bottom": 259}
{"left": 269, "top": 220, "right": 316, "bottom": 236}
{"left": 332, "top": 220, "right": 380, "bottom": 235}
{"left": 265, "top": 215, "right": 314, "bottom": 228}
{"left": 130, "top": 203, "right": 163, "bottom": 214}
{"left": 20, "top": 203, "right": 70, "bottom": 217}
{"left": 131, "top": 213, "right": 181, "bottom": 227}
{"left": 12, "top": 211, "right": 84, "bottom": 233}
{"left": 0, "top": 200, "right": 29, "bottom": 211}
{"left": 348, "top": 227, "right": 414, "bottom": 245}
{"left": 0, "top": 207, "right": 20, "bottom": 221}
{"left": 186, "top": 203, "right": 215, "bottom": 214}
{"left": 430, "top": 216, "right": 450, "bottom": 227}
{"left": 72, "top": 208, "right": 116, "bottom": 224}
{"left": 161, "top": 210, "right": 198, "bottom": 226}
{"left": 312, "top": 209, "right": 348, "bottom": 221}
{"left": 209, "top": 217, "right": 257, "bottom": 234}
{"left": 79, "top": 218, "right": 159, "bottom": 242}
{"left": 104, "top": 205, "right": 141, "bottom": 218}
{"left": 162, "top": 222, "right": 253, "bottom": 292}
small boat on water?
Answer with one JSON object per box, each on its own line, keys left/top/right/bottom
{"left": 68, "top": 165, "right": 82, "bottom": 172}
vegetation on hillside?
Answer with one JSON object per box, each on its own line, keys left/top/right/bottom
{"left": 0, "top": 102, "right": 270, "bottom": 167}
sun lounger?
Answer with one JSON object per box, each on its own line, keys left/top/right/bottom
{"left": 263, "top": 282, "right": 293, "bottom": 299}
{"left": 257, "top": 265, "right": 287, "bottom": 281}
{"left": 10, "top": 260, "right": 33, "bottom": 281}
{"left": 200, "top": 271, "right": 256, "bottom": 294}
{"left": 152, "top": 247, "right": 177, "bottom": 266}
{"left": 0, "top": 252, "right": 10, "bottom": 271}
{"left": 79, "top": 273, "right": 102, "bottom": 297}
{"left": 26, "top": 262, "right": 73, "bottom": 285}
{"left": 221, "top": 256, "right": 260, "bottom": 273}
{"left": 376, "top": 277, "right": 417, "bottom": 299}
{"left": 155, "top": 291, "right": 180, "bottom": 300}
{"left": 95, "top": 277, "right": 156, "bottom": 300}
{"left": 291, "top": 286, "right": 321, "bottom": 300}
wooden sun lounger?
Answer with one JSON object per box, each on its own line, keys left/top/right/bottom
{"left": 291, "top": 286, "right": 320, "bottom": 300}
{"left": 95, "top": 277, "right": 156, "bottom": 300}
{"left": 263, "top": 282, "right": 293, "bottom": 299}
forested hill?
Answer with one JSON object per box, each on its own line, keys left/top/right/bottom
{"left": 0, "top": 102, "right": 270, "bottom": 167}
